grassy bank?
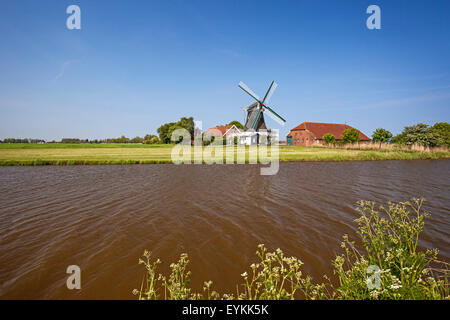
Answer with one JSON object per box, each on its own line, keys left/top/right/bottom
{"left": 0, "top": 144, "right": 448, "bottom": 166}
{"left": 134, "top": 199, "right": 449, "bottom": 300}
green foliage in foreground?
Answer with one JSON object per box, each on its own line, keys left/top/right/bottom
{"left": 134, "top": 199, "right": 449, "bottom": 300}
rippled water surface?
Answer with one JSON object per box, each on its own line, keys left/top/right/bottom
{"left": 0, "top": 161, "right": 449, "bottom": 299}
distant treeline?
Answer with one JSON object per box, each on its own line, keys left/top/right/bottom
{"left": 1, "top": 138, "right": 46, "bottom": 144}
{"left": 0, "top": 135, "right": 160, "bottom": 144}
{"left": 60, "top": 135, "right": 160, "bottom": 144}
{"left": 0, "top": 116, "right": 197, "bottom": 145}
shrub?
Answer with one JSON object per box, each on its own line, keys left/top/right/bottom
{"left": 133, "top": 244, "right": 327, "bottom": 300}
{"left": 238, "top": 245, "right": 329, "bottom": 300}
{"left": 333, "top": 199, "right": 448, "bottom": 299}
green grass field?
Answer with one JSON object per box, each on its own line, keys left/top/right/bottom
{"left": 0, "top": 144, "right": 448, "bottom": 165}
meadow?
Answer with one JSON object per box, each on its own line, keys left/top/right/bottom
{"left": 0, "top": 143, "right": 448, "bottom": 165}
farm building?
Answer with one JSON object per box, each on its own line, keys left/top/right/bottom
{"left": 204, "top": 125, "right": 242, "bottom": 144}
{"left": 286, "top": 122, "right": 370, "bottom": 146}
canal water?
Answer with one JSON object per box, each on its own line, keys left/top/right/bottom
{"left": 0, "top": 160, "right": 449, "bottom": 299}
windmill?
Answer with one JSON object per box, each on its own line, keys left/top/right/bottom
{"left": 238, "top": 81, "right": 286, "bottom": 144}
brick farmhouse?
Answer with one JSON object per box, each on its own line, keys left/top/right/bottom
{"left": 286, "top": 122, "right": 370, "bottom": 146}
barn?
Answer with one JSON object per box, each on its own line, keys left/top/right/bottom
{"left": 286, "top": 122, "right": 370, "bottom": 146}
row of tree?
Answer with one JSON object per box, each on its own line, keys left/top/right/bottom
{"left": 0, "top": 138, "right": 45, "bottom": 144}
{"left": 389, "top": 122, "right": 449, "bottom": 147}
{"left": 0, "top": 117, "right": 197, "bottom": 145}
{"left": 0, "top": 136, "right": 161, "bottom": 144}
{"left": 102, "top": 135, "right": 160, "bottom": 144}
{"left": 60, "top": 135, "right": 162, "bottom": 144}
{"left": 321, "top": 122, "right": 449, "bottom": 147}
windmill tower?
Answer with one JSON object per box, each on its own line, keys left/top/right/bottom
{"left": 238, "top": 81, "right": 286, "bottom": 145}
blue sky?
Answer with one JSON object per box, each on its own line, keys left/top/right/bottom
{"left": 1, "top": 0, "right": 449, "bottom": 140}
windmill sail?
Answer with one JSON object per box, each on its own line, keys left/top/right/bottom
{"left": 262, "top": 81, "right": 278, "bottom": 104}
{"left": 239, "top": 81, "right": 261, "bottom": 102}
{"left": 263, "top": 105, "right": 286, "bottom": 125}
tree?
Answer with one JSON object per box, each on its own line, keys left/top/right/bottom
{"left": 402, "top": 123, "right": 433, "bottom": 146}
{"left": 143, "top": 136, "right": 160, "bottom": 144}
{"left": 157, "top": 117, "right": 195, "bottom": 144}
{"left": 167, "top": 125, "right": 184, "bottom": 144}
{"left": 228, "top": 120, "right": 244, "bottom": 130}
{"left": 61, "top": 138, "right": 81, "bottom": 143}
{"left": 3, "top": 138, "right": 30, "bottom": 143}
{"left": 144, "top": 134, "right": 156, "bottom": 141}
{"left": 372, "top": 128, "right": 393, "bottom": 143}
{"left": 429, "top": 122, "right": 450, "bottom": 147}
{"left": 342, "top": 128, "right": 360, "bottom": 143}
{"left": 157, "top": 122, "right": 176, "bottom": 144}
{"left": 391, "top": 133, "right": 405, "bottom": 145}
{"left": 149, "top": 136, "right": 160, "bottom": 144}
{"left": 117, "top": 135, "right": 130, "bottom": 144}
{"left": 322, "top": 133, "right": 336, "bottom": 144}
{"left": 177, "top": 117, "right": 195, "bottom": 138}
{"left": 131, "top": 136, "right": 144, "bottom": 144}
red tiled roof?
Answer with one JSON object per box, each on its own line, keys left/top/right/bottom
{"left": 205, "top": 125, "right": 233, "bottom": 136}
{"left": 290, "top": 122, "right": 370, "bottom": 140}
